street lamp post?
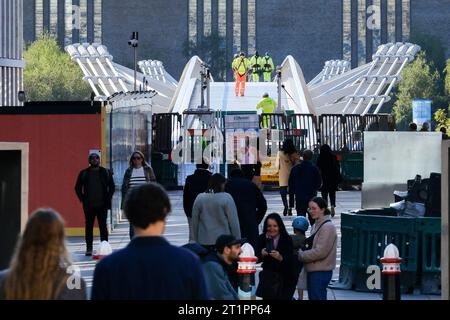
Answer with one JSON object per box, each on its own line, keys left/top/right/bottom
{"left": 128, "top": 32, "right": 139, "bottom": 91}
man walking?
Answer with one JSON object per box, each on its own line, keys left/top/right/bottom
{"left": 75, "top": 153, "right": 115, "bottom": 256}
{"left": 91, "top": 183, "right": 209, "bottom": 299}
{"left": 288, "top": 149, "right": 322, "bottom": 223}
{"left": 232, "top": 52, "right": 251, "bottom": 97}
{"left": 183, "top": 162, "right": 212, "bottom": 242}
{"left": 225, "top": 167, "right": 267, "bottom": 250}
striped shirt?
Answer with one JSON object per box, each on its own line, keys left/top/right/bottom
{"left": 129, "top": 167, "right": 147, "bottom": 188}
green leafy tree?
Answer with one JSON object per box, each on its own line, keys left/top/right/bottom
{"left": 183, "top": 33, "right": 227, "bottom": 81}
{"left": 392, "top": 52, "right": 440, "bottom": 130}
{"left": 434, "top": 107, "right": 450, "bottom": 132}
{"left": 24, "top": 34, "right": 91, "bottom": 101}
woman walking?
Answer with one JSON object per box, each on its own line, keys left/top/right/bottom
{"left": 121, "top": 151, "right": 156, "bottom": 239}
{"left": 316, "top": 144, "right": 341, "bottom": 217}
{"left": 276, "top": 139, "right": 300, "bottom": 216}
{"left": 298, "top": 197, "right": 337, "bottom": 300}
{"left": 191, "top": 173, "right": 241, "bottom": 250}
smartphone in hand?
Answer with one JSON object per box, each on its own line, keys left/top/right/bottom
{"left": 266, "top": 238, "right": 274, "bottom": 253}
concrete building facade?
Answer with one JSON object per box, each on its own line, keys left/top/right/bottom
{"left": 1, "top": 0, "right": 24, "bottom": 106}
{"left": 23, "top": 0, "right": 450, "bottom": 82}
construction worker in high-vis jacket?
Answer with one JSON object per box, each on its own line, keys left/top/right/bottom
{"left": 262, "top": 52, "right": 275, "bottom": 82}
{"left": 256, "top": 92, "right": 277, "bottom": 128}
{"left": 249, "top": 51, "right": 263, "bottom": 82}
{"left": 232, "top": 52, "right": 251, "bottom": 96}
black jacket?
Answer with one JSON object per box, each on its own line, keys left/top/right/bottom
{"left": 75, "top": 166, "right": 115, "bottom": 210}
{"left": 225, "top": 176, "right": 267, "bottom": 249}
{"left": 256, "top": 233, "right": 294, "bottom": 299}
{"left": 183, "top": 169, "right": 212, "bottom": 218}
{"left": 316, "top": 154, "right": 341, "bottom": 191}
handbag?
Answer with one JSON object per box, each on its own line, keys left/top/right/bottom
{"left": 256, "top": 269, "right": 284, "bottom": 299}
{"left": 302, "top": 220, "right": 331, "bottom": 250}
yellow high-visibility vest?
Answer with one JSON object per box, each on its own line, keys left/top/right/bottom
{"left": 256, "top": 97, "right": 277, "bottom": 113}
{"left": 232, "top": 57, "right": 251, "bottom": 76}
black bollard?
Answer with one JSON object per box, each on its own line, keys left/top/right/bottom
{"left": 380, "top": 243, "right": 402, "bottom": 300}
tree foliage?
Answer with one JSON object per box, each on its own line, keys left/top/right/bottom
{"left": 434, "top": 107, "right": 450, "bottom": 132}
{"left": 24, "top": 34, "right": 91, "bottom": 101}
{"left": 392, "top": 52, "right": 440, "bottom": 130}
{"left": 183, "top": 33, "right": 227, "bottom": 81}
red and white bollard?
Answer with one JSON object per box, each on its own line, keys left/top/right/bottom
{"left": 380, "top": 243, "right": 402, "bottom": 300}
{"left": 93, "top": 241, "right": 113, "bottom": 260}
{"left": 237, "top": 243, "right": 258, "bottom": 300}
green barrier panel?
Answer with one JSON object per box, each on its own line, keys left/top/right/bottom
{"left": 415, "top": 217, "right": 441, "bottom": 294}
{"left": 341, "top": 152, "right": 363, "bottom": 183}
{"left": 151, "top": 153, "right": 178, "bottom": 188}
{"left": 338, "top": 212, "right": 419, "bottom": 293}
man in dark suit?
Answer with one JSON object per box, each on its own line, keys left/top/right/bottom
{"left": 225, "top": 167, "right": 267, "bottom": 250}
{"left": 289, "top": 149, "right": 322, "bottom": 224}
{"left": 183, "top": 162, "right": 212, "bottom": 242}
{"left": 91, "top": 183, "right": 209, "bottom": 300}
{"left": 75, "top": 153, "right": 115, "bottom": 256}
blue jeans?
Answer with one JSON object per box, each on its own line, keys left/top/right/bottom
{"left": 307, "top": 271, "right": 332, "bottom": 300}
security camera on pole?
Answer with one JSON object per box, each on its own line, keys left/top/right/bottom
{"left": 128, "top": 32, "right": 139, "bottom": 91}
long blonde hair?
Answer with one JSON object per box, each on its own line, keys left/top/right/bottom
{"left": 4, "top": 208, "right": 71, "bottom": 300}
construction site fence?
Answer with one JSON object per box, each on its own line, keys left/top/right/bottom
{"left": 151, "top": 112, "right": 395, "bottom": 154}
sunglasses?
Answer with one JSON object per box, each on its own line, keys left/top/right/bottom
{"left": 132, "top": 156, "right": 142, "bottom": 160}
{"left": 89, "top": 156, "right": 100, "bottom": 160}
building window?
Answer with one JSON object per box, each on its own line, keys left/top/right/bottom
{"left": 387, "top": 0, "right": 396, "bottom": 43}
{"left": 80, "top": 0, "right": 87, "bottom": 43}
{"left": 94, "top": 0, "right": 102, "bottom": 43}
{"left": 357, "top": 0, "right": 366, "bottom": 65}
{"left": 189, "top": 0, "right": 197, "bottom": 44}
{"left": 402, "top": 0, "right": 410, "bottom": 42}
{"left": 343, "top": 0, "right": 351, "bottom": 61}
{"left": 204, "top": 0, "right": 212, "bottom": 36}
{"left": 218, "top": 0, "right": 226, "bottom": 38}
{"left": 35, "top": 0, "right": 44, "bottom": 37}
{"left": 64, "top": 0, "right": 73, "bottom": 45}
{"left": 233, "top": 0, "right": 241, "bottom": 54}
{"left": 372, "top": 0, "right": 381, "bottom": 53}
{"left": 50, "top": 0, "right": 58, "bottom": 36}
{"left": 248, "top": 0, "right": 256, "bottom": 54}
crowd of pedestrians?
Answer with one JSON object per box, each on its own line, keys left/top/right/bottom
{"left": 0, "top": 141, "right": 341, "bottom": 300}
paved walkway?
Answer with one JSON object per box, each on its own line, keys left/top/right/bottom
{"left": 67, "top": 190, "right": 441, "bottom": 300}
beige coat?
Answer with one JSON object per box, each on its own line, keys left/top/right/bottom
{"left": 297, "top": 216, "right": 337, "bottom": 273}
{"left": 276, "top": 151, "right": 300, "bottom": 186}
